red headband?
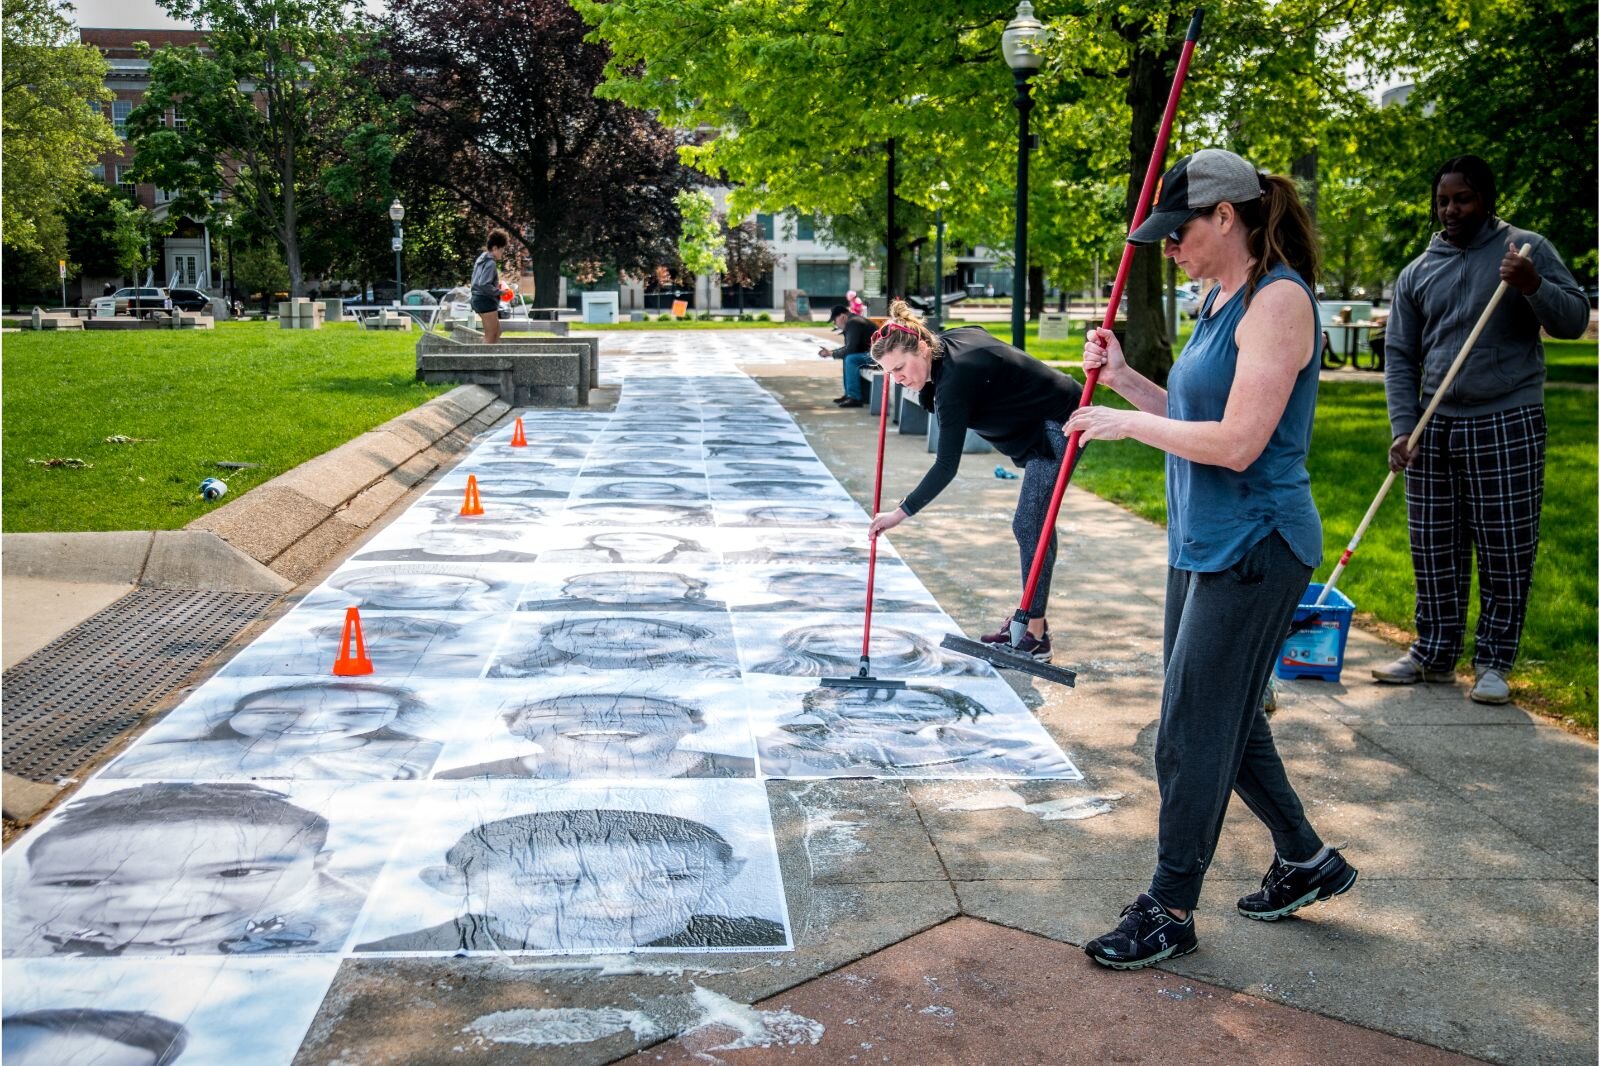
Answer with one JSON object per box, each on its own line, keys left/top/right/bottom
{"left": 870, "top": 322, "right": 920, "bottom": 346}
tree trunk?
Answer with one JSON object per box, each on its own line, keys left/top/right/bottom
{"left": 531, "top": 246, "right": 562, "bottom": 311}
{"left": 1028, "top": 264, "right": 1045, "bottom": 321}
{"left": 885, "top": 138, "right": 897, "bottom": 298}
{"left": 1118, "top": 13, "right": 1179, "bottom": 386}
{"left": 283, "top": 140, "right": 303, "bottom": 298}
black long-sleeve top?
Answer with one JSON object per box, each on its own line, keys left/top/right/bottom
{"left": 900, "top": 327, "right": 1083, "bottom": 516}
{"left": 829, "top": 314, "right": 877, "bottom": 356}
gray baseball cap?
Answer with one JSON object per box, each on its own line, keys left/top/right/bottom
{"left": 1128, "top": 149, "right": 1266, "bottom": 245}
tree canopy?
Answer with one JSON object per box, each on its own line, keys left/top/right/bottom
{"left": 1, "top": 0, "right": 118, "bottom": 258}
{"left": 129, "top": 0, "right": 386, "bottom": 295}
{"left": 374, "top": 0, "right": 687, "bottom": 303}
{"left": 580, "top": 0, "right": 1595, "bottom": 375}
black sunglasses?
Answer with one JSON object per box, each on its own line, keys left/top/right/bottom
{"left": 1167, "top": 204, "right": 1218, "bottom": 244}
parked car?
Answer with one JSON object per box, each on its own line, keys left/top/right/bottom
{"left": 1174, "top": 284, "right": 1203, "bottom": 319}
{"left": 166, "top": 287, "right": 211, "bottom": 312}
{"left": 91, "top": 287, "right": 171, "bottom": 318}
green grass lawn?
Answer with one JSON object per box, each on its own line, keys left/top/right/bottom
{"left": 1544, "top": 338, "right": 1598, "bottom": 384}
{"left": 2, "top": 322, "right": 449, "bottom": 532}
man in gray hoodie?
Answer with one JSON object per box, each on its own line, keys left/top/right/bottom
{"left": 1377, "top": 155, "right": 1588, "bottom": 704}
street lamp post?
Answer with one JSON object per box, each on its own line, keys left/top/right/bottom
{"left": 223, "top": 216, "right": 235, "bottom": 311}
{"left": 389, "top": 198, "right": 405, "bottom": 306}
{"left": 1002, "top": 1, "right": 1049, "bottom": 351}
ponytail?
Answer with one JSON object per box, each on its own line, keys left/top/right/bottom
{"left": 1234, "top": 174, "right": 1319, "bottom": 303}
{"left": 868, "top": 299, "right": 944, "bottom": 362}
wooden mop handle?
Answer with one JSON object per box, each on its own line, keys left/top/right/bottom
{"left": 1313, "top": 244, "right": 1531, "bottom": 606}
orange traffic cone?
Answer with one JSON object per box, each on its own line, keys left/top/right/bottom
{"left": 460, "top": 474, "right": 484, "bottom": 516}
{"left": 510, "top": 417, "right": 528, "bottom": 447}
{"left": 332, "top": 606, "right": 374, "bottom": 676}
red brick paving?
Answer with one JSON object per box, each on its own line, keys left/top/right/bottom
{"left": 622, "top": 917, "right": 1482, "bottom": 1065}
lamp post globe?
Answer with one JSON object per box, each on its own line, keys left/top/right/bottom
{"left": 1003, "top": 0, "right": 1049, "bottom": 350}
{"left": 389, "top": 198, "right": 405, "bottom": 223}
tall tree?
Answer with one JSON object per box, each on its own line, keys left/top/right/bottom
{"left": 1, "top": 0, "right": 118, "bottom": 257}
{"left": 675, "top": 189, "right": 725, "bottom": 298}
{"left": 376, "top": 0, "right": 686, "bottom": 304}
{"left": 129, "top": 0, "right": 382, "bottom": 295}
{"left": 724, "top": 217, "right": 781, "bottom": 314}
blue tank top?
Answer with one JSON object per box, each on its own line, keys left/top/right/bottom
{"left": 1165, "top": 264, "right": 1323, "bottom": 572}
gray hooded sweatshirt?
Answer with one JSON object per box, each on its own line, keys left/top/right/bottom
{"left": 1384, "top": 219, "right": 1588, "bottom": 438}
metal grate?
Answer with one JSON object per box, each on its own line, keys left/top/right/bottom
{"left": 2, "top": 588, "right": 280, "bottom": 783}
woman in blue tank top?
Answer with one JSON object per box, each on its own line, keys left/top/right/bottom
{"left": 1065, "top": 149, "right": 1358, "bottom": 970}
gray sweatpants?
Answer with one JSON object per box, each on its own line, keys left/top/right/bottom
{"left": 1150, "top": 532, "right": 1325, "bottom": 911}
{"left": 1013, "top": 420, "right": 1068, "bottom": 618}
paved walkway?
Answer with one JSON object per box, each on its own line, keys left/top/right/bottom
{"left": 2, "top": 333, "right": 1593, "bottom": 1065}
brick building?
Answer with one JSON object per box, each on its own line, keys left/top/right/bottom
{"left": 80, "top": 27, "right": 221, "bottom": 297}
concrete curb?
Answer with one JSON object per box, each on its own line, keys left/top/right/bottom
{"left": 1, "top": 530, "right": 290, "bottom": 593}
{"left": 186, "top": 384, "right": 508, "bottom": 584}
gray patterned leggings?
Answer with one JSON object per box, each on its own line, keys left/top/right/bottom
{"left": 1012, "top": 420, "right": 1069, "bottom": 619}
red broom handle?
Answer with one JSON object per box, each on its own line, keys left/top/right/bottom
{"left": 861, "top": 374, "right": 893, "bottom": 657}
{"left": 1014, "top": 8, "right": 1204, "bottom": 618}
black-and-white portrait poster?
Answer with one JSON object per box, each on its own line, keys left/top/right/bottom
{"left": 515, "top": 565, "right": 728, "bottom": 614}
{"left": 715, "top": 528, "right": 902, "bottom": 568}
{"left": 102, "top": 677, "right": 453, "bottom": 782}
{"left": 352, "top": 523, "right": 545, "bottom": 564}
{"left": 299, "top": 563, "right": 528, "bottom": 613}
{"left": 3, "top": 957, "right": 340, "bottom": 1064}
{"left": 487, "top": 613, "right": 743, "bottom": 679}
{"left": 426, "top": 469, "right": 576, "bottom": 500}
{"left": 720, "top": 565, "right": 937, "bottom": 613}
{"left": 351, "top": 781, "right": 789, "bottom": 955}
{"left": 744, "top": 676, "right": 1081, "bottom": 780}
{"left": 532, "top": 528, "right": 721, "bottom": 567}
{"left": 2, "top": 780, "right": 410, "bottom": 958}
{"left": 220, "top": 610, "right": 509, "bottom": 679}
{"left": 426, "top": 678, "right": 757, "bottom": 781}
{"left": 733, "top": 612, "right": 991, "bottom": 678}
{"left": 712, "top": 501, "right": 867, "bottom": 528}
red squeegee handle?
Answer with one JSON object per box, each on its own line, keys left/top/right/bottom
{"left": 1014, "top": 8, "right": 1205, "bottom": 620}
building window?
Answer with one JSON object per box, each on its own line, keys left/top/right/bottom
{"left": 116, "top": 164, "right": 136, "bottom": 195}
{"left": 755, "top": 213, "right": 774, "bottom": 240}
{"left": 90, "top": 164, "right": 106, "bottom": 182}
{"left": 112, "top": 99, "right": 131, "bottom": 136}
{"left": 170, "top": 106, "right": 186, "bottom": 131}
{"left": 796, "top": 260, "right": 850, "bottom": 299}
{"left": 155, "top": 187, "right": 172, "bottom": 204}
{"left": 796, "top": 216, "right": 815, "bottom": 241}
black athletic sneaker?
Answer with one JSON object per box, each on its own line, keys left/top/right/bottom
{"left": 1237, "top": 847, "right": 1358, "bottom": 921}
{"left": 1013, "top": 629, "right": 1051, "bottom": 662}
{"left": 980, "top": 618, "right": 1049, "bottom": 644}
{"left": 1084, "top": 893, "right": 1198, "bottom": 970}
{"left": 838, "top": 398, "right": 866, "bottom": 409}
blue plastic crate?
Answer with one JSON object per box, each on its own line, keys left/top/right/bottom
{"left": 1275, "top": 583, "right": 1355, "bottom": 682}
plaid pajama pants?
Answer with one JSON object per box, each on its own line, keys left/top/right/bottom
{"left": 1404, "top": 404, "right": 1546, "bottom": 673}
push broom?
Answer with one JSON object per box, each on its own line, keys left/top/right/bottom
{"left": 1310, "top": 242, "right": 1533, "bottom": 606}
{"left": 941, "top": 8, "right": 1206, "bottom": 687}
{"left": 821, "top": 368, "right": 908, "bottom": 691}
